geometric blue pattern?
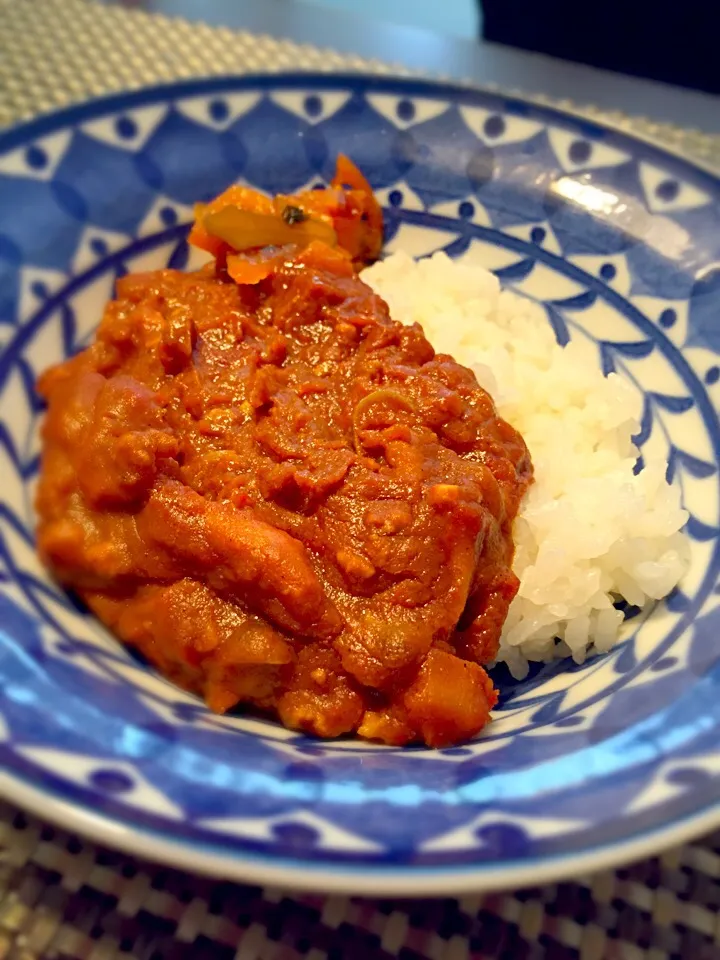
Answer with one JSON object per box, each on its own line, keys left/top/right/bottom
{"left": 141, "top": 110, "right": 243, "bottom": 203}
{"left": 1, "top": 74, "right": 720, "bottom": 894}
{"left": 53, "top": 130, "right": 159, "bottom": 233}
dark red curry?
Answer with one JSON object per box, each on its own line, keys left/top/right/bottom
{"left": 36, "top": 158, "right": 532, "bottom": 747}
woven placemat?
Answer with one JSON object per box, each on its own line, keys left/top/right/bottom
{"left": 1, "top": 800, "right": 720, "bottom": 960}
{"left": 2, "top": 1, "right": 720, "bottom": 957}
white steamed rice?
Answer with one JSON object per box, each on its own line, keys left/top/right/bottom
{"left": 363, "top": 250, "right": 690, "bottom": 678}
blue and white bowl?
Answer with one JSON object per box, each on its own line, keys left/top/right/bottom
{"left": 1, "top": 74, "right": 720, "bottom": 895}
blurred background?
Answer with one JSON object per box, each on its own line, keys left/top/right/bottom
{"left": 113, "top": 0, "right": 719, "bottom": 95}
{"left": 108, "top": 0, "right": 720, "bottom": 135}
{"left": 294, "top": 0, "right": 480, "bottom": 40}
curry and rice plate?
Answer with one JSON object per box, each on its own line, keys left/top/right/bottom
{"left": 34, "top": 158, "right": 688, "bottom": 746}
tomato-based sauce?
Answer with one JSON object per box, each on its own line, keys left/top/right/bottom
{"left": 36, "top": 163, "right": 532, "bottom": 746}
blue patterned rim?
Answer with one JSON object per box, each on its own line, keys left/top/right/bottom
{"left": 1, "top": 74, "right": 720, "bottom": 894}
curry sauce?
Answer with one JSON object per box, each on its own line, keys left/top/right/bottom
{"left": 36, "top": 161, "right": 532, "bottom": 747}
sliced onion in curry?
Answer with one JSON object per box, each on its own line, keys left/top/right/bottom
{"left": 352, "top": 389, "right": 417, "bottom": 450}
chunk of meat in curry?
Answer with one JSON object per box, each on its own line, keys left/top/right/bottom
{"left": 36, "top": 165, "right": 532, "bottom": 747}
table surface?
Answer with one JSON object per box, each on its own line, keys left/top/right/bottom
{"left": 105, "top": 0, "right": 720, "bottom": 135}
{"left": 2, "top": 1, "right": 720, "bottom": 957}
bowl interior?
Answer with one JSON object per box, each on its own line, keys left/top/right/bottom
{"left": 1, "top": 77, "right": 720, "bottom": 885}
